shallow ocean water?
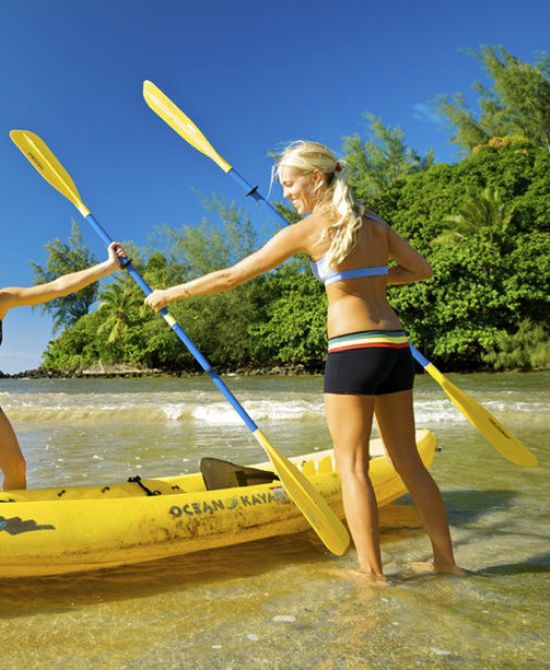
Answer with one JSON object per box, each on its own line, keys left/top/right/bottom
{"left": 0, "top": 372, "right": 548, "bottom": 669}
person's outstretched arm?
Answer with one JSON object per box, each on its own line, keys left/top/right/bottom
{"left": 0, "top": 242, "right": 127, "bottom": 318}
{"left": 145, "top": 225, "right": 306, "bottom": 312}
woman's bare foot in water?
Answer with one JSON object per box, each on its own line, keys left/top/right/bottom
{"left": 321, "top": 567, "right": 395, "bottom": 586}
{"left": 403, "top": 561, "right": 469, "bottom": 577}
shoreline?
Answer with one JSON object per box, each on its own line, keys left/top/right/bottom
{"left": 0, "top": 362, "right": 320, "bottom": 380}
{"left": 1, "top": 363, "right": 547, "bottom": 380}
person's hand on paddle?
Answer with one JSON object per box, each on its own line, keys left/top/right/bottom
{"left": 106, "top": 242, "right": 129, "bottom": 272}
{"left": 145, "top": 287, "right": 180, "bottom": 312}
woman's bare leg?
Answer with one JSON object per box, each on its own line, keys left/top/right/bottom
{"left": 0, "top": 408, "right": 26, "bottom": 490}
{"left": 324, "top": 393, "right": 384, "bottom": 577}
{"left": 374, "top": 390, "right": 464, "bottom": 574}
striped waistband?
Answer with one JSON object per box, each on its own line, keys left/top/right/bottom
{"left": 328, "top": 330, "right": 409, "bottom": 353}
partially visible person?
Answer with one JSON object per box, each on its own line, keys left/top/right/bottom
{"left": 0, "top": 242, "right": 127, "bottom": 490}
{"left": 145, "top": 141, "right": 465, "bottom": 580}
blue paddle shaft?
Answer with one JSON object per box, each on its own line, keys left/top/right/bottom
{"left": 228, "top": 168, "right": 427, "bottom": 368}
{"left": 229, "top": 168, "right": 282, "bottom": 219}
{"left": 408, "top": 344, "right": 429, "bottom": 369}
{"left": 84, "top": 213, "right": 258, "bottom": 433}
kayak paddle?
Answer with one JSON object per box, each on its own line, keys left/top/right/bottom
{"left": 10, "top": 129, "right": 351, "bottom": 555}
{"left": 409, "top": 346, "right": 537, "bottom": 467}
{"left": 142, "top": 80, "right": 538, "bottom": 468}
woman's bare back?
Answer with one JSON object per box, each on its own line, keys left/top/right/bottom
{"left": 304, "top": 212, "right": 402, "bottom": 336}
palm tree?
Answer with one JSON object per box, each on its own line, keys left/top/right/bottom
{"left": 433, "top": 186, "right": 519, "bottom": 247}
{"left": 97, "top": 278, "right": 142, "bottom": 344}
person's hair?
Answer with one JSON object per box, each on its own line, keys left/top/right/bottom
{"left": 274, "top": 141, "right": 363, "bottom": 266}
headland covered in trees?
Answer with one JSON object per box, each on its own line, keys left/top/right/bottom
{"left": 19, "top": 47, "right": 550, "bottom": 378}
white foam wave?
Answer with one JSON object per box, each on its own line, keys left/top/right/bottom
{"left": 413, "top": 400, "right": 468, "bottom": 424}
{"left": 191, "top": 399, "right": 325, "bottom": 425}
{"left": 1, "top": 390, "right": 547, "bottom": 426}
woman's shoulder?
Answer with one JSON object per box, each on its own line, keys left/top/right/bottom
{"left": 363, "top": 209, "right": 388, "bottom": 227}
{"left": 299, "top": 210, "right": 339, "bottom": 258}
{"left": 285, "top": 210, "right": 325, "bottom": 240}
{"left": 361, "top": 211, "right": 390, "bottom": 245}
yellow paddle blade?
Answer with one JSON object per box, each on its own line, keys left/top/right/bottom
{"left": 10, "top": 130, "right": 90, "bottom": 217}
{"left": 253, "top": 429, "right": 350, "bottom": 555}
{"left": 143, "top": 81, "right": 232, "bottom": 174}
{"left": 425, "top": 364, "right": 538, "bottom": 467}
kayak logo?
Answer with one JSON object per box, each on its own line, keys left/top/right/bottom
{"left": 169, "top": 487, "right": 291, "bottom": 519}
{"left": 26, "top": 151, "right": 44, "bottom": 171}
{"left": 0, "top": 515, "right": 55, "bottom": 535}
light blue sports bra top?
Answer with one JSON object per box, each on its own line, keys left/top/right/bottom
{"left": 310, "top": 257, "right": 388, "bottom": 286}
{"left": 309, "top": 211, "right": 389, "bottom": 286}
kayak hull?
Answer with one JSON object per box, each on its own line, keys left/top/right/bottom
{"left": 0, "top": 430, "right": 435, "bottom": 577}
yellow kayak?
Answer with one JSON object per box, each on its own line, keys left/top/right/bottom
{"left": 0, "top": 430, "right": 435, "bottom": 577}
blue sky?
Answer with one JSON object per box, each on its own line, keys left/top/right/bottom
{"left": 1, "top": 0, "right": 548, "bottom": 373}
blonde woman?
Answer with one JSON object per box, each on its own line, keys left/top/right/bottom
{"left": 0, "top": 242, "right": 127, "bottom": 490}
{"left": 145, "top": 141, "right": 464, "bottom": 580}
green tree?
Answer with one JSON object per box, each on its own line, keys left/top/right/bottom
{"left": 97, "top": 276, "right": 143, "bottom": 344}
{"left": 31, "top": 221, "right": 98, "bottom": 333}
{"left": 481, "top": 319, "right": 550, "bottom": 370}
{"left": 143, "top": 198, "right": 273, "bottom": 370}
{"left": 437, "top": 46, "right": 550, "bottom": 153}
{"left": 343, "top": 114, "right": 434, "bottom": 202}
{"left": 377, "top": 143, "right": 549, "bottom": 369}
{"left": 433, "top": 186, "right": 519, "bottom": 248}
{"left": 249, "top": 258, "right": 327, "bottom": 368}
{"left": 41, "top": 308, "right": 111, "bottom": 373}
{"left": 153, "top": 196, "right": 258, "bottom": 278}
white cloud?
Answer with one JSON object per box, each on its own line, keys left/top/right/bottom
{"left": 413, "top": 103, "right": 446, "bottom": 128}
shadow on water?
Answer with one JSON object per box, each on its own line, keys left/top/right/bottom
{"left": 477, "top": 552, "right": 550, "bottom": 576}
{"left": 0, "top": 489, "right": 524, "bottom": 618}
{"left": 0, "top": 532, "right": 337, "bottom": 618}
{"left": 398, "top": 488, "right": 517, "bottom": 524}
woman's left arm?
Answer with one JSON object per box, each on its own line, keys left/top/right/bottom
{"left": 386, "top": 226, "right": 433, "bottom": 285}
{"left": 0, "top": 243, "right": 126, "bottom": 318}
{"left": 145, "top": 225, "right": 305, "bottom": 311}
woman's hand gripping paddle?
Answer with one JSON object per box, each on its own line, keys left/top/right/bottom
{"left": 142, "top": 81, "right": 538, "bottom": 468}
{"left": 10, "top": 129, "right": 351, "bottom": 555}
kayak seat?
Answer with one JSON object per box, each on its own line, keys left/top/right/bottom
{"left": 200, "top": 457, "right": 279, "bottom": 491}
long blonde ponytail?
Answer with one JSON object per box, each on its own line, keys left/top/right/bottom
{"left": 275, "top": 141, "right": 363, "bottom": 266}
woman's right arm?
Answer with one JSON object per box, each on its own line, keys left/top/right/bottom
{"left": 145, "top": 223, "right": 308, "bottom": 312}
{"left": 386, "top": 226, "right": 433, "bottom": 285}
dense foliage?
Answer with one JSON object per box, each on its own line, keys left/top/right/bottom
{"left": 39, "top": 47, "right": 549, "bottom": 374}
{"left": 31, "top": 221, "right": 99, "bottom": 334}
{"left": 436, "top": 45, "right": 550, "bottom": 153}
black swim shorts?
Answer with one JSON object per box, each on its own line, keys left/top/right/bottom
{"left": 324, "top": 330, "right": 415, "bottom": 395}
